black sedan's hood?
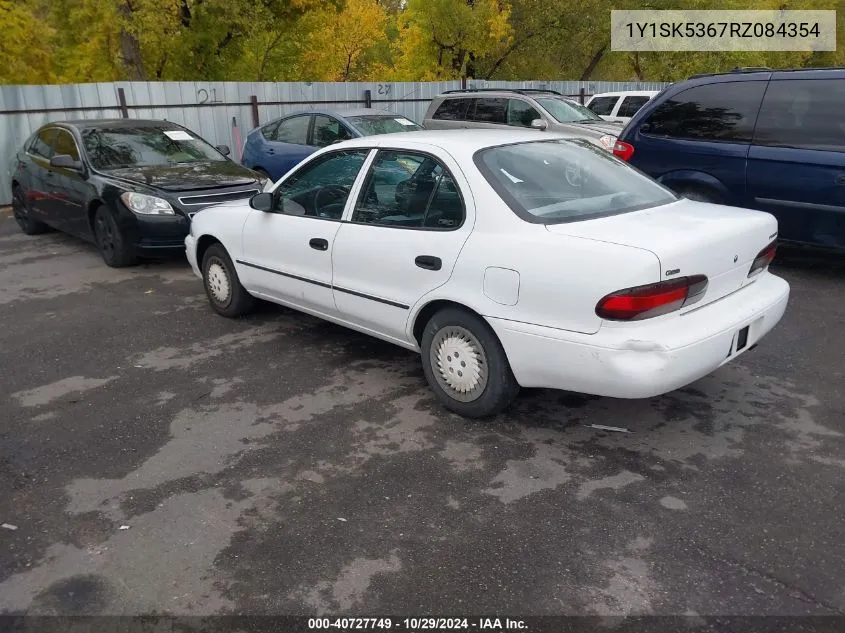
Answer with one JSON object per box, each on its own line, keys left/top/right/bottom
{"left": 103, "top": 161, "right": 258, "bottom": 191}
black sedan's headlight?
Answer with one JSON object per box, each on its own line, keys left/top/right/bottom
{"left": 120, "top": 192, "right": 175, "bottom": 215}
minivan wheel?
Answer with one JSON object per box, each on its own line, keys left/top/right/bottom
{"left": 677, "top": 185, "right": 721, "bottom": 204}
{"left": 94, "top": 206, "right": 137, "bottom": 267}
{"left": 12, "top": 186, "right": 48, "bottom": 235}
{"left": 201, "top": 243, "right": 255, "bottom": 317}
{"left": 421, "top": 307, "right": 520, "bottom": 418}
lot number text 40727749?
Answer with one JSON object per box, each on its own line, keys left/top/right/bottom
{"left": 307, "top": 617, "right": 528, "bottom": 630}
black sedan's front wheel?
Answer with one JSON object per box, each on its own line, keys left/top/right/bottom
{"left": 93, "top": 206, "right": 137, "bottom": 268}
{"left": 12, "top": 186, "right": 48, "bottom": 235}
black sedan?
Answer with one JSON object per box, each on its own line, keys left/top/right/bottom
{"left": 10, "top": 119, "right": 268, "bottom": 267}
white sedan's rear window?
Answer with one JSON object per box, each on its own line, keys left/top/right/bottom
{"left": 474, "top": 139, "right": 676, "bottom": 224}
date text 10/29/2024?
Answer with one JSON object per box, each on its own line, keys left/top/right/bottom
{"left": 308, "top": 618, "right": 527, "bottom": 631}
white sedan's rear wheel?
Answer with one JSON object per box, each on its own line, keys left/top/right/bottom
{"left": 421, "top": 307, "right": 519, "bottom": 418}
{"left": 430, "top": 325, "right": 489, "bottom": 402}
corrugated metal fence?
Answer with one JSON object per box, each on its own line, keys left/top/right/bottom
{"left": 0, "top": 79, "right": 669, "bottom": 205}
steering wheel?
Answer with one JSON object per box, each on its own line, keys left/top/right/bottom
{"left": 565, "top": 161, "right": 584, "bottom": 188}
{"left": 313, "top": 185, "right": 349, "bottom": 218}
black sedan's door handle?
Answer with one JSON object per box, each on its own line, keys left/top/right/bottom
{"left": 309, "top": 238, "right": 329, "bottom": 251}
{"left": 415, "top": 255, "right": 442, "bottom": 271}
{"left": 835, "top": 174, "right": 845, "bottom": 186}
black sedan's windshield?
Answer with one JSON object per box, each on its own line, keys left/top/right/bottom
{"left": 81, "top": 126, "right": 227, "bottom": 170}
{"left": 346, "top": 116, "right": 424, "bottom": 136}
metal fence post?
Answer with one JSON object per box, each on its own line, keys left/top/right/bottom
{"left": 579, "top": 87, "right": 585, "bottom": 105}
{"left": 117, "top": 88, "right": 129, "bottom": 118}
{"left": 250, "top": 95, "right": 260, "bottom": 128}
{"left": 364, "top": 89, "right": 372, "bottom": 108}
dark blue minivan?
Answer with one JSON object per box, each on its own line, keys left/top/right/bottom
{"left": 615, "top": 68, "right": 845, "bottom": 249}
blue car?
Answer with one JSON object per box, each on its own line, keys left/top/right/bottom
{"left": 614, "top": 68, "right": 845, "bottom": 250}
{"left": 241, "top": 108, "right": 424, "bottom": 181}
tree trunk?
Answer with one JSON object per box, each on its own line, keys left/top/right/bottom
{"left": 179, "top": 0, "right": 192, "bottom": 27}
{"left": 155, "top": 54, "right": 168, "bottom": 79}
{"left": 258, "top": 32, "right": 285, "bottom": 81}
{"left": 579, "top": 43, "right": 607, "bottom": 81}
{"left": 632, "top": 52, "right": 644, "bottom": 80}
{"left": 465, "top": 52, "right": 477, "bottom": 80}
{"left": 118, "top": 1, "right": 145, "bottom": 80}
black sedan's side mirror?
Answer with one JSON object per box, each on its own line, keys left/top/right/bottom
{"left": 216, "top": 144, "right": 231, "bottom": 156}
{"left": 250, "top": 192, "right": 274, "bottom": 212}
{"left": 50, "top": 154, "right": 83, "bottom": 170}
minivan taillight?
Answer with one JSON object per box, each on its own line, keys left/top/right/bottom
{"left": 748, "top": 241, "right": 777, "bottom": 277}
{"left": 612, "top": 140, "right": 635, "bottom": 161}
{"left": 596, "top": 275, "right": 709, "bottom": 321}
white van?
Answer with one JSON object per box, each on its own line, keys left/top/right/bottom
{"left": 585, "top": 91, "right": 660, "bottom": 124}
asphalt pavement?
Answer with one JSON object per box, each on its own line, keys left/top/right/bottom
{"left": 1, "top": 214, "right": 844, "bottom": 617}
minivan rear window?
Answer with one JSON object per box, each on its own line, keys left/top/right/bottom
{"left": 617, "top": 96, "right": 650, "bottom": 118}
{"left": 753, "top": 79, "right": 845, "bottom": 151}
{"left": 432, "top": 98, "right": 471, "bottom": 120}
{"left": 640, "top": 81, "right": 766, "bottom": 142}
{"left": 472, "top": 98, "right": 508, "bottom": 124}
{"left": 474, "top": 139, "right": 677, "bottom": 224}
{"left": 588, "top": 96, "right": 619, "bottom": 116}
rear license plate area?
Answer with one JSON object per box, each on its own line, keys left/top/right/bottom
{"left": 727, "top": 325, "right": 751, "bottom": 358}
{"left": 736, "top": 326, "right": 749, "bottom": 352}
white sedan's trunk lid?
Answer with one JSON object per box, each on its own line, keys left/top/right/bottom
{"left": 545, "top": 199, "right": 778, "bottom": 310}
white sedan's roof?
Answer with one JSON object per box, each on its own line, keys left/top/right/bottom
{"left": 337, "top": 128, "right": 572, "bottom": 153}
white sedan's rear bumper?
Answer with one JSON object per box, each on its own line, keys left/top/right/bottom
{"left": 489, "top": 272, "right": 790, "bottom": 398}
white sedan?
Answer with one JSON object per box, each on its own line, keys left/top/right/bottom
{"left": 185, "top": 129, "right": 790, "bottom": 418}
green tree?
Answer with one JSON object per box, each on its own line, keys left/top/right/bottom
{"left": 0, "top": 0, "right": 57, "bottom": 83}
{"left": 390, "top": 0, "right": 513, "bottom": 80}
{"left": 300, "top": 0, "right": 390, "bottom": 81}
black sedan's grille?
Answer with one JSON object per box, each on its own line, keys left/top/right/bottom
{"left": 178, "top": 189, "right": 259, "bottom": 207}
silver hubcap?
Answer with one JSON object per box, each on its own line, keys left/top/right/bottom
{"left": 430, "top": 326, "right": 488, "bottom": 402}
{"left": 206, "top": 261, "right": 231, "bottom": 304}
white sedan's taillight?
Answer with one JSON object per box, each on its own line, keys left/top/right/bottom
{"left": 748, "top": 241, "right": 777, "bottom": 277}
{"left": 596, "top": 275, "right": 709, "bottom": 321}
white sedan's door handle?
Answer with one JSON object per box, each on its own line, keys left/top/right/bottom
{"left": 415, "top": 255, "right": 442, "bottom": 271}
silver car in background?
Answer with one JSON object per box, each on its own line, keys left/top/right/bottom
{"left": 585, "top": 90, "right": 660, "bottom": 124}
{"left": 423, "top": 88, "right": 624, "bottom": 151}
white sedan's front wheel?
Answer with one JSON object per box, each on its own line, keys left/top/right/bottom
{"left": 421, "top": 307, "right": 519, "bottom": 418}
{"left": 201, "top": 243, "right": 255, "bottom": 318}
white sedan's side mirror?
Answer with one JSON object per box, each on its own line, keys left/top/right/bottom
{"left": 531, "top": 119, "right": 548, "bottom": 131}
{"left": 250, "top": 192, "right": 274, "bottom": 212}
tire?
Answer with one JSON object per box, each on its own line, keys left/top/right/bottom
{"left": 93, "top": 206, "right": 137, "bottom": 267}
{"left": 420, "top": 307, "right": 520, "bottom": 418}
{"left": 677, "top": 185, "right": 721, "bottom": 204}
{"left": 11, "top": 185, "right": 49, "bottom": 235}
{"left": 201, "top": 243, "right": 255, "bottom": 318}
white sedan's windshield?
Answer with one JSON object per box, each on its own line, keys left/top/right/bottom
{"left": 474, "top": 139, "right": 677, "bottom": 223}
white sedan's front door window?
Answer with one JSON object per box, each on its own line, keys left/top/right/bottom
{"left": 238, "top": 149, "right": 370, "bottom": 315}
